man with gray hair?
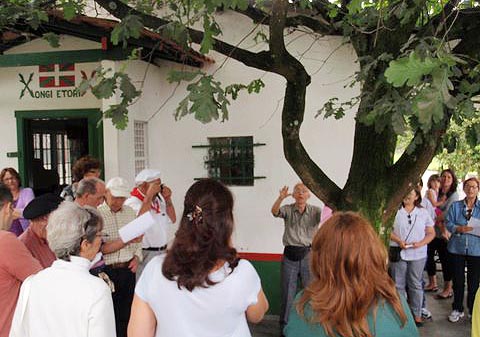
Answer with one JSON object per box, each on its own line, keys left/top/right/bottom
{"left": 99, "top": 177, "right": 142, "bottom": 337}
{"left": 75, "top": 177, "right": 106, "bottom": 208}
{"left": 125, "top": 169, "right": 176, "bottom": 277}
{"left": 0, "top": 183, "right": 41, "bottom": 337}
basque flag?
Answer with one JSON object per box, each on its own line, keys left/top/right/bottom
{"left": 39, "top": 63, "right": 75, "bottom": 88}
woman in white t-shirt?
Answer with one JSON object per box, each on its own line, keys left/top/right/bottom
{"left": 390, "top": 188, "right": 435, "bottom": 326}
{"left": 128, "top": 179, "right": 269, "bottom": 337}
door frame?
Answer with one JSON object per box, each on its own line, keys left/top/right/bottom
{"left": 15, "top": 109, "right": 104, "bottom": 185}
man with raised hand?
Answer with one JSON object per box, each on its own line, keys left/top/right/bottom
{"left": 271, "top": 183, "right": 322, "bottom": 334}
{"left": 125, "top": 169, "right": 176, "bottom": 278}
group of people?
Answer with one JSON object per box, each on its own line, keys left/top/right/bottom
{"left": 0, "top": 156, "right": 270, "bottom": 337}
{"left": 389, "top": 168, "right": 480, "bottom": 334}
{"left": 2, "top": 155, "right": 480, "bottom": 337}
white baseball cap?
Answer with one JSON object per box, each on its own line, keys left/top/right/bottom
{"left": 134, "top": 169, "right": 161, "bottom": 184}
{"left": 106, "top": 177, "right": 131, "bottom": 198}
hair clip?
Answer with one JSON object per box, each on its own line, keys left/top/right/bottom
{"left": 187, "top": 205, "right": 203, "bottom": 222}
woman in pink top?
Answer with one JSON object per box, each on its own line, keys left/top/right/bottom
{"left": 0, "top": 168, "right": 34, "bottom": 236}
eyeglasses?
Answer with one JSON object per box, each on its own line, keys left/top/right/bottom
{"left": 96, "top": 233, "right": 109, "bottom": 239}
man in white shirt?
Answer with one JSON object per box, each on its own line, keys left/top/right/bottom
{"left": 125, "top": 169, "right": 176, "bottom": 278}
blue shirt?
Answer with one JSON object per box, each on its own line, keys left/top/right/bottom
{"left": 446, "top": 199, "right": 480, "bottom": 256}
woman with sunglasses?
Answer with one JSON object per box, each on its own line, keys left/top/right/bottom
{"left": 390, "top": 188, "right": 435, "bottom": 326}
{"left": 10, "top": 202, "right": 115, "bottom": 337}
{"left": 445, "top": 177, "right": 480, "bottom": 323}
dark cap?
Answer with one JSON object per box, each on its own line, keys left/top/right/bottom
{"left": 24, "top": 193, "right": 63, "bottom": 220}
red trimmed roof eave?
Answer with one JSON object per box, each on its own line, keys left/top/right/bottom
{"left": 48, "top": 11, "right": 214, "bottom": 67}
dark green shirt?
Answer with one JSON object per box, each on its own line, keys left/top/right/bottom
{"left": 285, "top": 293, "right": 419, "bottom": 337}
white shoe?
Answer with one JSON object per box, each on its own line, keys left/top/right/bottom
{"left": 421, "top": 308, "right": 432, "bottom": 320}
{"left": 448, "top": 310, "right": 464, "bottom": 323}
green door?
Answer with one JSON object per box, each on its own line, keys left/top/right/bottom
{"left": 15, "top": 109, "right": 103, "bottom": 195}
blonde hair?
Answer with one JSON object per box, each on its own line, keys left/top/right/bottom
{"left": 296, "top": 212, "right": 406, "bottom": 337}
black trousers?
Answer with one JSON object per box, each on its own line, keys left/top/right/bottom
{"left": 104, "top": 265, "right": 136, "bottom": 337}
{"left": 426, "top": 237, "right": 452, "bottom": 281}
{"left": 450, "top": 253, "right": 480, "bottom": 314}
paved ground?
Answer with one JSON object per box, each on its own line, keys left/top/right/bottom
{"left": 250, "top": 277, "right": 472, "bottom": 337}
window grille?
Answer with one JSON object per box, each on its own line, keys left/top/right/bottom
{"left": 193, "top": 136, "right": 266, "bottom": 186}
{"left": 134, "top": 121, "right": 148, "bottom": 175}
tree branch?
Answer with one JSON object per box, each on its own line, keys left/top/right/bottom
{"left": 388, "top": 125, "right": 447, "bottom": 221}
{"left": 93, "top": 0, "right": 275, "bottom": 72}
{"left": 234, "top": 5, "right": 341, "bottom": 35}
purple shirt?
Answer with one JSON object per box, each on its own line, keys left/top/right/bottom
{"left": 9, "top": 188, "right": 35, "bottom": 236}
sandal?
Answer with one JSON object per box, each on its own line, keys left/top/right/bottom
{"left": 424, "top": 285, "right": 439, "bottom": 292}
{"left": 435, "top": 291, "right": 453, "bottom": 300}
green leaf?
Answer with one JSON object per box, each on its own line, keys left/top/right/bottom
{"left": 413, "top": 88, "right": 444, "bottom": 132}
{"left": 91, "top": 77, "right": 116, "bottom": 99}
{"left": 119, "top": 74, "right": 141, "bottom": 103}
{"left": 385, "top": 52, "right": 441, "bottom": 87}
{"left": 42, "top": 32, "right": 60, "bottom": 48}
{"left": 111, "top": 15, "right": 143, "bottom": 48}
{"left": 63, "top": 2, "right": 76, "bottom": 20}
{"left": 346, "top": 0, "right": 362, "bottom": 14}
{"left": 104, "top": 104, "right": 129, "bottom": 130}
{"left": 167, "top": 70, "right": 202, "bottom": 83}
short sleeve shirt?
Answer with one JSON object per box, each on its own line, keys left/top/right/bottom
{"left": 275, "top": 204, "right": 321, "bottom": 246}
{"left": 390, "top": 207, "right": 434, "bottom": 261}
{"left": 135, "top": 256, "right": 261, "bottom": 337}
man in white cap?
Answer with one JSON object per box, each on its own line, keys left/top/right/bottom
{"left": 98, "top": 177, "right": 142, "bottom": 337}
{"left": 124, "top": 169, "right": 176, "bottom": 278}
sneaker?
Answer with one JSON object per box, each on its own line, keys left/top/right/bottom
{"left": 421, "top": 308, "right": 432, "bottom": 320}
{"left": 448, "top": 310, "right": 464, "bottom": 323}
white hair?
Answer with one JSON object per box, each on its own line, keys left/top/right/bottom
{"left": 47, "top": 201, "right": 102, "bottom": 260}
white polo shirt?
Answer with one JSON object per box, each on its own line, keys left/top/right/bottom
{"left": 390, "top": 206, "right": 434, "bottom": 261}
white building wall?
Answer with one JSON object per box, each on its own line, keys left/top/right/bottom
{"left": 124, "top": 12, "right": 359, "bottom": 253}
{"left": 0, "top": 24, "right": 359, "bottom": 254}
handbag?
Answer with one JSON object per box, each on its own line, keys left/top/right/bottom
{"left": 388, "top": 246, "right": 401, "bottom": 262}
{"left": 284, "top": 245, "right": 310, "bottom": 261}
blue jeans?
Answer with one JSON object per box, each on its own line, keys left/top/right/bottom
{"left": 280, "top": 252, "right": 311, "bottom": 330}
{"left": 391, "top": 258, "right": 426, "bottom": 318}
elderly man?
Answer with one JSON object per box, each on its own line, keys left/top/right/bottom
{"left": 75, "top": 177, "right": 106, "bottom": 208}
{"left": 98, "top": 177, "right": 142, "bottom": 337}
{"left": 271, "top": 183, "right": 322, "bottom": 333}
{"left": 19, "top": 194, "right": 63, "bottom": 268}
{"left": 0, "top": 183, "right": 41, "bottom": 337}
{"left": 125, "top": 169, "right": 176, "bottom": 277}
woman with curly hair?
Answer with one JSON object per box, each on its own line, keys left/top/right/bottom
{"left": 60, "top": 156, "right": 101, "bottom": 201}
{"left": 128, "top": 179, "right": 269, "bottom": 337}
{"left": 285, "top": 212, "right": 418, "bottom": 337}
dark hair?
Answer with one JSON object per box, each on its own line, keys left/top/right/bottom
{"left": 440, "top": 169, "right": 458, "bottom": 198}
{"left": 0, "top": 183, "right": 13, "bottom": 207}
{"left": 162, "top": 179, "right": 238, "bottom": 291}
{"left": 0, "top": 167, "right": 22, "bottom": 187}
{"left": 402, "top": 188, "right": 422, "bottom": 208}
{"left": 72, "top": 156, "right": 101, "bottom": 182}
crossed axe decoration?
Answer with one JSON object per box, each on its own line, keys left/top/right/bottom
{"left": 19, "top": 73, "right": 34, "bottom": 99}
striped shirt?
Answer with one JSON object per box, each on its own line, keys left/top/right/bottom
{"left": 98, "top": 203, "right": 142, "bottom": 265}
